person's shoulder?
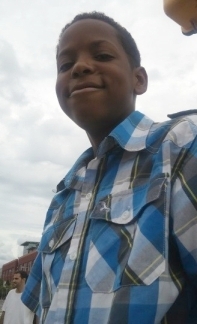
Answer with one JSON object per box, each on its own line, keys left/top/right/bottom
{"left": 56, "top": 147, "right": 94, "bottom": 193}
{"left": 6, "top": 289, "right": 17, "bottom": 298}
{"left": 167, "top": 109, "right": 197, "bottom": 120}
{"left": 147, "top": 110, "right": 197, "bottom": 151}
{"left": 5, "top": 289, "right": 13, "bottom": 296}
{"left": 8, "top": 289, "right": 16, "bottom": 294}
{"left": 166, "top": 109, "right": 197, "bottom": 147}
{"left": 2, "top": 289, "right": 14, "bottom": 307}
{"left": 167, "top": 109, "right": 197, "bottom": 134}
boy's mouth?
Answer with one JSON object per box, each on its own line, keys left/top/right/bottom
{"left": 69, "top": 82, "right": 104, "bottom": 97}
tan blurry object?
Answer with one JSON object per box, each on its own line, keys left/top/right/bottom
{"left": 163, "top": 0, "right": 197, "bottom": 35}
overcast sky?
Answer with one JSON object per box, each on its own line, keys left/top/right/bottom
{"left": 0, "top": 0, "right": 197, "bottom": 268}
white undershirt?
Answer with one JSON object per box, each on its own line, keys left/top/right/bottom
{"left": 2, "top": 289, "right": 34, "bottom": 324}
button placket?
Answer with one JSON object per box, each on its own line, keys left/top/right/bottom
{"left": 49, "top": 239, "right": 54, "bottom": 248}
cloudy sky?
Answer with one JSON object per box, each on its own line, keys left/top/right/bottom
{"left": 0, "top": 0, "right": 197, "bottom": 268}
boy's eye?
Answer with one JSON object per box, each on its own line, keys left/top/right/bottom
{"left": 59, "top": 62, "right": 73, "bottom": 73}
{"left": 95, "top": 53, "right": 114, "bottom": 61}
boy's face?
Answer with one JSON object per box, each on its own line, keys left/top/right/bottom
{"left": 56, "top": 19, "right": 143, "bottom": 135}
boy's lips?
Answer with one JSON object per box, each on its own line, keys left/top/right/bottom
{"left": 69, "top": 82, "right": 104, "bottom": 97}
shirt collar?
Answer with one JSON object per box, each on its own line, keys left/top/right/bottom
{"left": 57, "top": 111, "right": 154, "bottom": 191}
{"left": 97, "top": 111, "right": 154, "bottom": 155}
{"left": 56, "top": 147, "right": 94, "bottom": 191}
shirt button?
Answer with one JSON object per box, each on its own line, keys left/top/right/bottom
{"left": 86, "top": 193, "right": 92, "bottom": 200}
{"left": 49, "top": 239, "right": 54, "bottom": 248}
{"left": 122, "top": 211, "right": 130, "bottom": 220}
{"left": 70, "top": 252, "right": 77, "bottom": 261}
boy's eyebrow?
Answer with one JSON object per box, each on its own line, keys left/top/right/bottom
{"left": 90, "top": 40, "right": 113, "bottom": 48}
{"left": 57, "top": 40, "right": 115, "bottom": 59}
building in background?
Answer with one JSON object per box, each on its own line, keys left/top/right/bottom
{"left": 1, "top": 241, "right": 39, "bottom": 284}
{"left": 20, "top": 241, "right": 39, "bottom": 256}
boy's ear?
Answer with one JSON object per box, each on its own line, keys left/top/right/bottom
{"left": 133, "top": 67, "right": 148, "bottom": 95}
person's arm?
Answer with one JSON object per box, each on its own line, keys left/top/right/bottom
{"left": 171, "top": 135, "right": 197, "bottom": 285}
{"left": 163, "top": 0, "right": 197, "bottom": 35}
{"left": 0, "top": 311, "right": 5, "bottom": 324}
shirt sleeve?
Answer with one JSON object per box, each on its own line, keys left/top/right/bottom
{"left": 2, "top": 291, "right": 9, "bottom": 312}
{"left": 171, "top": 135, "right": 197, "bottom": 287}
{"left": 21, "top": 252, "right": 42, "bottom": 314}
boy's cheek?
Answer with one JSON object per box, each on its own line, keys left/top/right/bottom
{"left": 55, "top": 83, "right": 65, "bottom": 109}
{"left": 56, "top": 78, "right": 65, "bottom": 101}
{"left": 56, "top": 73, "right": 68, "bottom": 89}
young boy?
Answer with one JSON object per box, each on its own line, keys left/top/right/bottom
{"left": 22, "top": 12, "right": 197, "bottom": 324}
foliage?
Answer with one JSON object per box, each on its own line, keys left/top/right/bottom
{"left": 0, "top": 279, "right": 11, "bottom": 299}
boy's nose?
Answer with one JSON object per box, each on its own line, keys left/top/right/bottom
{"left": 71, "top": 60, "right": 95, "bottom": 78}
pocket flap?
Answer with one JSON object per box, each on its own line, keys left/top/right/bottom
{"left": 38, "top": 216, "right": 76, "bottom": 253}
{"left": 90, "top": 175, "right": 167, "bottom": 225}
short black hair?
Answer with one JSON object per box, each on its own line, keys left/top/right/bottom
{"left": 14, "top": 270, "right": 28, "bottom": 281}
{"left": 56, "top": 11, "right": 141, "bottom": 67}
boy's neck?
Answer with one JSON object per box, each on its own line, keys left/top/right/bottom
{"left": 87, "top": 130, "right": 111, "bottom": 156}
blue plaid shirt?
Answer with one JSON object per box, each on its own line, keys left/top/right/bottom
{"left": 22, "top": 110, "right": 197, "bottom": 324}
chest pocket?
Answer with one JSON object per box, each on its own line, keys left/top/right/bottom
{"left": 38, "top": 216, "right": 76, "bottom": 308}
{"left": 85, "top": 174, "right": 168, "bottom": 293}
